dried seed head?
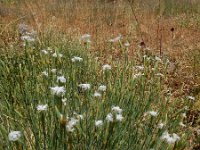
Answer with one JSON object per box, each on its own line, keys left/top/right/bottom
{"left": 140, "top": 41, "right": 145, "bottom": 48}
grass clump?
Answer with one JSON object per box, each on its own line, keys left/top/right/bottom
{"left": 0, "top": 25, "right": 194, "bottom": 149}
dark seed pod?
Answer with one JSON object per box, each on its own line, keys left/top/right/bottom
{"left": 140, "top": 41, "right": 145, "bottom": 48}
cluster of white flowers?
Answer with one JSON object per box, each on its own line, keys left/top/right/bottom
{"left": 65, "top": 113, "right": 83, "bottom": 132}
{"left": 160, "top": 131, "right": 180, "bottom": 144}
{"left": 21, "top": 35, "right": 35, "bottom": 42}
{"left": 50, "top": 86, "right": 66, "bottom": 96}
{"left": 37, "top": 104, "right": 48, "bottom": 111}
{"left": 147, "top": 111, "right": 158, "bottom": 117}
{"left": 112, "top": 106, "right": 124, "bottom": 121}
{"left": 19, "top": 24, "right": 37, "bottom": 43}
{"left": 8, "top": 131, "right": 22, "bottom": 141}
{"left": 79, "top": 84, "right": 91, "bottom": 90}
{"left": 106, "top": 106, "right": 124, "bottom": 122}
{"left": 57, "top": 76, "right": 66, "bottom": 83}
{"left": 102, "top": 64, "right": 111, "bottom": 71}
{"left": 95, "top": 120, "right": 103, "bottom": 127}
{"left": 66, "top": 117, "right": 79, "bottom": 132}
{"left": 112, "top": 106, "right": 123, "bottom": 114}
{"left": 98, "top": 85, "right": 107, "bottom": 92}
{"left": 94, "top": 85, "right": 107, "bottom": 98}
{"left": 133, "top": 65, "right": 145, "bottom": 79}
{"left": 71, "top": 56, "right": 83, "bottom": 62}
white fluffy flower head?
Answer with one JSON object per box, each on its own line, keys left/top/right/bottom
{"left": 187, "top": 96, "right": 195, "bottom": 101}
{"left": 50, "top": 86, "right": 66, "bottom": 96}
{"left": 37, "top": 104, "right": 48, "bottom": 111}
{"left": 71, "top": 56, "right": 83, "bottom": 62}
{"left": 95, "top": 120, "right": 103, "bottom": 127}
{"left": 66, "top": 117, "right": 79, "bottom": 132}
{"left": 161, "top": 131, "right": 180, "bottom": 144}
{"left": 21, "top": 35, "right": 35, "bottom": 42}
{"left": 112, "top": 106, "right": 123, "bottom": 114}
{"left": 102, "top": 64, "right": 111, "bottom": 71}
{"left": 94, "top": 92, "right": 101, "bottom": 97}
{"left": 148, "top": 111, "right": 158, "bottom": 117}
{"left": 116, "top": 114, "right": 124, "bottom": 121}
{"left": 106, "top": 113, "right": 113, "bottom": 122}
{"left": 8, "top": 131, "right": 22, "bottom": 141}
{"left": 158, "top": 123, "right": 165, "bottom": 129}
{"left": 41, "top": 71, "right": 48, "bottom": 77}
{"left": 41, "top": 50, "right": 48, "bottom": 55}
{"left": 51, "top": 69, "right": 57, "bottom": 73}
{"left": 79, "top": 84, "right": 91, "bottom": 90}
{"left": 98, "top": 85, "right": 106, "bottom": 92}
{"left": 57, "top": 76, "right": 66, "bottom": 83}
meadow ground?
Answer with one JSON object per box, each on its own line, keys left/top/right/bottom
{"left": 0, "top": 0, "right": 200, "bottom": 149}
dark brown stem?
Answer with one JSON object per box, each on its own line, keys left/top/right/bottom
{"left": 127, "top": 0, "right": 144, "bottom": 43}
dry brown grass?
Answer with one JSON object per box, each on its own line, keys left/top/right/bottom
{"left": 0, "top": 0, "right": 200, "bottom": 98}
